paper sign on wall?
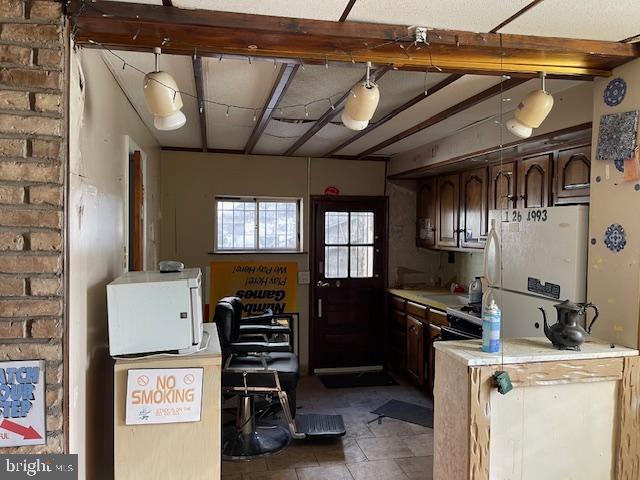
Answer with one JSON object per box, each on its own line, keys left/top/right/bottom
{"left": 210, "top": 261, "right": 298, "bottom": 320}
{"left": 125, "top": 368, "right": 203, "bottom": 425}
{"left": 0, "top": 360, "right": 46, "bottom": 448}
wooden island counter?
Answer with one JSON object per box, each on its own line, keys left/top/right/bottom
{"left": 433, "top": 337, "right": 639, "bottom": 480}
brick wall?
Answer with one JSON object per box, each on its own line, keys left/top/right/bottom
{"left": 0, "top": 0, "right": 65, "bottom": 453}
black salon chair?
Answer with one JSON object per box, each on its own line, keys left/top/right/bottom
{"left": 214, "top": 296, "right": 345, "bottom": 459}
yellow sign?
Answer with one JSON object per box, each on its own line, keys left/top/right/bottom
{"left": 210, "top": 261, "right": 298, "bottom": 319}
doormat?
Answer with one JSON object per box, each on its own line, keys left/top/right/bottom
{"left": 371, "top": 399, "right": 434, "bottom": 428}
{"left": 318, "top": 371, "right": 398, "bottom": 389}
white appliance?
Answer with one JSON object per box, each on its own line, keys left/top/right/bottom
{"left": 484, "top": 205, "right": 589, "bottom": 338}
{"left": 107, "top": 268, "right": 204, "bottom": 356}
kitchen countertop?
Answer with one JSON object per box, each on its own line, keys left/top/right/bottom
{"left": 387, "top": 287, "right": 463, "bottom": 310}
{"left": 434, "top": 336, "right": 638, "bottom": 366}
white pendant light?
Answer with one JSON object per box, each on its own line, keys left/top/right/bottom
{"left": 505, "top": 72, "right": 554, "bottom": 139}
{"left": 143, "top": 47, "right": 186, "bottom": 131}
{"left": 342, "top": 61, "right": 380, "bottom": 131}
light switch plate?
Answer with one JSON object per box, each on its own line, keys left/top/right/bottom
{"left": 298, "top": 271, "right": 310, "bottom": 284}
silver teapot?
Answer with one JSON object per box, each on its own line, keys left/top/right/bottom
{"left": 538, "top": 300, "right": 599, "bottom": 351}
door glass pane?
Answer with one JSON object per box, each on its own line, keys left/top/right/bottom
{"left": 325, "top": 246, "right": 348, "bottom": 278}
{"left": 350, "top": 212, "right": 374, "bottom": 245}
{"left": 350, "top": 246, "right": 374, "bottom": 278}
{"left": 325, "top": 212, "right": 349, "bottom": 244}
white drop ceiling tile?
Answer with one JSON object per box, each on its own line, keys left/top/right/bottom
{"left": 171, "top": 0, "right": 348, "bottom": 21}
{"left": 203, "top": 56, "right": 279, "bottom": 149}
{"left": 296, "top": 123, "right": 355, "bottom": 158}
{"left": 102, "top": 50, "right": 201, "bottom": 148}
{"left": 348, "top": 0, "right": 531, "bottom": 32}
{"left": 377, "top": 79, "right": 587, "bottom": 156}
{"left": 335, "top": 75, "right": 500, "bottom": 156}
{"left": 252, "top": 120, "right": 314, "bottom": 155}
{"left": 277, "top": 64, "right": 366, "bottom": 121}
{"left": 498, "top": 0, "right": 640, "bottom": 41}
{"left": 372, "top": 70, "right": 450, "bottom": 122}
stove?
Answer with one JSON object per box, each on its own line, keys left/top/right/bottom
{"left": 446, "top": 303, "right": 482, "bottom": 326}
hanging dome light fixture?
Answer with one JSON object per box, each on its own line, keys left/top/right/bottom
{"left": 342, "top": 61, "right": 380, "bottom": 131}
{"left": 505, "top": 72, "right": 554, "bottom": 139}
{"left": 143, "top": 47, "right": 187, "bottom": 131}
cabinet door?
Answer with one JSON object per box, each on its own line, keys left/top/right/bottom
{"left": 427, "top": 323, "right": 441, "bottom": 397}
{"left": 406, "top": 315, "right": 424, "bottom": 386}
{"left": 436, "top": 174, "right": 460, "bottom": 248}
{"left": 555, "top": 145, "right": 591, "bottom": 204}
{"left": 517, "top": 154, "right": 551, "bottom": 208}
{"left": 460, "top": 167, "right": 488, "bottom": 249}
{"left": 489, "top": 162, "right": 516, "bottom": 210}
{"left": 416, "top": 177, "right": 437, "bottom": 248}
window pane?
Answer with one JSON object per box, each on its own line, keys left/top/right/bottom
{"left": 350, "top": 212, "right": 374, "bottom": 245}
{"left": 325, "top": 212, "right": 349, "bottom": 244}
{"left": 350, "top": 246, "right": 374, "bottom": 278}
{"left": 258, "top": 201, "right": 298, "bottom": 250}
{"left": 217, "top": 200, "right": 256, "bottom": 250}
{"left": 325, "top": 246, "right": 348, "bottom": 278}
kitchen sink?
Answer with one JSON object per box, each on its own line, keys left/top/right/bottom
{"left": 416, "top": 294, "right": 469, "bottom": 306}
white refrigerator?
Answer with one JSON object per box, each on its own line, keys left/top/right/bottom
{"left": 483, "top": 205, "right": 589, "bottom": 338}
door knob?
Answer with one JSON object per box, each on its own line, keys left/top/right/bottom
{"left": 317, "top": 281, "right": 330, "bottom": 287}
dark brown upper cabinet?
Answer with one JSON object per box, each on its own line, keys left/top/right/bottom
{"left": 436, "top": 174, "right": 460, "bottom": 248}
{"left": 489, "top": 162, "right": 517, "bottom": 211}
{"left": 517, "top": 153, "right": 552, "bottom": 209}
{"left": 555, "top": 145, "right": 591, "bottom": 204}
{"left": 416, "top": 177, "right": 437, "bottom": 249}
{"left": 460, "top": 167, "right": 488, "bottom": 249}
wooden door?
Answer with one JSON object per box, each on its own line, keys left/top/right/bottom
{"left": 311, "top": 196, "right": 387, "bottom": 370}
{"left": 406, "top": 315, "right": 424, "bottom": 385}
{"left": 517, "top": 154, "right": 551, "bottom": 208}
{"left": 427, "top": 323, "right": 441, "bottom": 397}
{"left": 436, "top": 174, "right": 459, "bottom": 248}
{"left": 128, "top": 150, "right": 144, "bottom": 271}
{"left": 489, "top": 162, "right": 516, "bottom": 210}
{"left": 555, "top": 145, "right": 591, "bottom": 204}
{"left": 416, "top": 177, "right": 437, "bottom": 248}
{"left": 460, "top": 167, "right": 488, "bottom": 249}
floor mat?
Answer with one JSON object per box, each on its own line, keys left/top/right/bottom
{"left": 318, "top": 371, "right": 399, "bottom": 389}
{"left": 371, "top": 399, "right": 434, "bottom": 428}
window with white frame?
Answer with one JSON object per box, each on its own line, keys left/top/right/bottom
{"left": 215, "top": 197, "right": 302, "bottom": 252}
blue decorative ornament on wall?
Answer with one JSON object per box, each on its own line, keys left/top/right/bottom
{"left": 603, "top": 78, "right": 627, "bottom": 106}
{"left": 604, "top": 223, "right": 627, "bottom": 253}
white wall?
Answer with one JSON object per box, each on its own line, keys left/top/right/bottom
{"left": 160, "top": 151, "right": 386, "bottom": 372}
{"left": 390, "top": 83, "right": 594, "bottom": 176}
{"left": 68, "top": 48, "right": 162, "bottom": 480}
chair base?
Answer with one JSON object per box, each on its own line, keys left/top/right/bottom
{"left": 222, "top": 424, "right": 291, "bottom": 460}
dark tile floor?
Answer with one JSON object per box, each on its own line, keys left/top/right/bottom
{"left": 222, "top": 375, "right": 434, "bottom": 480}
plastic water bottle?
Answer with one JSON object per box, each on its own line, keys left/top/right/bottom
{"left": 482, "top": 299, "right": 501, "bottom": 353}
{"left": 469, "top": 276, "right": 483, "bottom": 305}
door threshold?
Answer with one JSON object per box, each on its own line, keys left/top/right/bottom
{"left": 313, "top": 365, "right": 383, "bottom": 375}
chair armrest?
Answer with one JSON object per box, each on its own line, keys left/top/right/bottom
{"left": 239, "top": 324, "right": 291, "bottom": 335}
{"left": 230, "top": 342, "right": 292, "bottom": 354}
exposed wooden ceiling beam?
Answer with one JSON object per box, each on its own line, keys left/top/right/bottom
{"left": 284, "top": 66, "right": 390, "bottom": 156}
{"left": 68, "top": 0, "right": 639, "bottom": 78}
{"left": 161, "top": 145, "right": 389, "bottom": 162}
{"left": 339, "top": 0, "right": 357, "bottom": 22}
{"left": 244, "top": 64, "right": 299, "bottom": 154}
{"left": 490, "top": 0, "right": 545, "bottom": 33}
{"left": 192, "top": 55, "right": 208, "bottom": 152}
{"left": 355, "top": 77, "right": 529, "bottom": 159}
{"left": 323, "top": 73, "right": 462, "bottom": 157}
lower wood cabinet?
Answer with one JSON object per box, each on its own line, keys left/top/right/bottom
{"left": 406, "top": 315, "right": 424, "bottom": 386}
{"left": 426, "top": 323, "right": 441, "bottom": 397}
